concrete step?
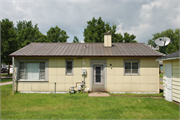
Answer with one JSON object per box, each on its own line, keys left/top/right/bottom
{"left": 89, "top": 92, "right": 110, "bottom": 97}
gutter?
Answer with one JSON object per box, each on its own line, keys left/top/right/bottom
{"left": 156, "top": 57, "right": 180, "bottom": 61}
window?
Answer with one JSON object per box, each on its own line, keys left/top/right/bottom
{"left": 66, "top": 60, "right": 73, "bottom": 75}
{"left": 124, "top": 60, "right": 139, "bottom": 75}
{"left": 19, "top": 62, "right": 46, "bottom": 80}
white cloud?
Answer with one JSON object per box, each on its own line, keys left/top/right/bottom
{"left": 116, "top": 0, "right": 179, "bottom": 43}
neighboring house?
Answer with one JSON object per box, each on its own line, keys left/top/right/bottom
{"left": 159, "top": 61, "right": 163, "bottom": 73}
{"left": 157, "top": 50, "right": 180, "bottom": 102}
{"left": 1, "top": 63, "right": 6, "bottom": 68}
{"left": 9, "top": 33, "right": 163, "bottom": 93}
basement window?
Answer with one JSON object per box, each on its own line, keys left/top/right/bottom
{"left": 124, "top": 60, "right": 140, "bottom": 75}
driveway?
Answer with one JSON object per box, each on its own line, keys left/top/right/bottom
{"left": 0, "top": 81, "right": 13, "bottom": 86}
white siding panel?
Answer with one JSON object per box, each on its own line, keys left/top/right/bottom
{"left": 172, "top": 85, "right": 180, "bottom": 90}
{"left": 172, "top": 81, "right": 180, "bottom": 86}
{"left": 172, "top": 93, "right": 180, "bottom": 99}
{"left": 172, "top": 89, "right": 180, "bottom": 95}
{"left": 173, "top": 96, "right": 180, "bottom": 103}
{"left": 173, "top": 78, "right": 180, "bottom": 82}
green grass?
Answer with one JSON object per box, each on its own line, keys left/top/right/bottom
{"left": 1, "top": 78, "right": 12, "bottom": 83}
{"left": 159, "top": 73, "right": 163, "bottom": 78}
{"left": 1, "top": 73, "right": 13, "bottom": 77}
{"left": 159, "top": 82, "right": 163, "bottom": 85}
{"left": 1, "top": 85, "right": 179, "bottom": 119}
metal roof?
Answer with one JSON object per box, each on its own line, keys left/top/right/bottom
{"left": 157, "top": 50, "right": 180, "bottom": 60}
{"left": 9, "top": 43, "right": 164, "bottom": 57}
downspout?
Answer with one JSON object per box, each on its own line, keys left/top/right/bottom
{"left": 12, "top": 57, "right": 14, "bottom": 94}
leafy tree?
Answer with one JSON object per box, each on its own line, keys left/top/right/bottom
{"left": 1, "top": 18, "right": 17, "bottom": 75}
{"left": 83, "top": 17, "right": 136, "bottom": 43}
{"left": 47, "top": 26, "right": 69, "bottom": 43}
{"left": 148, "top": 29, "right": 179, "bottom": 54}
{"left": 73, "top": 36, "right": 79, "bottom": 43}
{"left": 16, "top": 20, "right": 48, "bottom": 49}
{"left": 123, "top": 32, "right": 137, "bottom": 43}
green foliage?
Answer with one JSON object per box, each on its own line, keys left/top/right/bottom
{"left": 73, "top": 36, "right": 79, "bottom": 43}
{"left": 47, "top": 25, "right": 69, "bottom": 43}
{"left": 83, "top": 17, "right": 137, "bottom": 43}
{"left": 148, "top": 28, "right": 179, "bottom": 54}
{"left": 1, "top": 19, "right": 17, "bottom": 73}
{"left": 16, "top": 20, "right": 49, "bottom": 49}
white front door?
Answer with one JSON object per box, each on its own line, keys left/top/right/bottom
{"left": 165, "top": 63, "right": 172, "bottom": 102}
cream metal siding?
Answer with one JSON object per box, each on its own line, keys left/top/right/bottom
{"left": 163, "top": 59, "right": 180, "bottom": 102}
{"left": 15, "top": 57, "right": 159, "bottom": 93}
{"left": 104, "top": 34, "right": 112, "bottom": 47}
{"left": 106, "top": 57, "right": 159, "bottom": 93}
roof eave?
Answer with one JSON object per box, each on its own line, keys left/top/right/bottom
{"left": 156, "top": 57, "right": 180, "bottom": 61}
{"left": 9, "top": 55, "right": 163, "bottom": 57}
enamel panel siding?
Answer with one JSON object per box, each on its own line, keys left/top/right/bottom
{"left": 14, "top": 57, "right": 159, "bottom": 93}
{"left": 163, "top": 59, "right": 180, "bottom": 102}
{"left": 106, "top": 57, "right": 159, "bottom": 93}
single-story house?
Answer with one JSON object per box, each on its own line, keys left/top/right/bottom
{"left": 10, "top": 33, "right": 164, "bottom": 93}
{"left": 156, "top": 50, "right": 180, "bottom": 102}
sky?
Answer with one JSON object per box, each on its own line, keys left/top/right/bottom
{"left": 1, "top": 0, "right": 179, "bottom": 44}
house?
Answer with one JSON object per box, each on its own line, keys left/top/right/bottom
{"left": 156, "top": 50, "right": 180, "bottom": 102}
{"left": 9, "top": 33, "right": 164, "bottom": 93}
{"left": 159, "top": 61, "right": 163, "bottom": 73}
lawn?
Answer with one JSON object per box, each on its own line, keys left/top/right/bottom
{"left": 159, "top": 82, "right": 163, "bottom": 84}
{"left": 1, "top": 73, "right": 13, "bottom": 77}
{"left": 159, "top": 73, "right": 163, "bottom": 78}
{"left": 1, "top": 85, "right": 179, "bottom": 119}
{"left": 1, "top": 78, "right": 12, "bottom": 83}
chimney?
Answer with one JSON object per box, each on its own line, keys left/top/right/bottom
{"left": 104, "top": 32, "right": 112, "bottom": 47}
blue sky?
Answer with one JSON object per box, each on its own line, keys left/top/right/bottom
{"left": 1, "top": 0, "right": 179, "bottom": 43}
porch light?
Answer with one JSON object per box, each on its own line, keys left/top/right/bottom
{"left": 110, "top": 64, "right": 112, "bottom": 68}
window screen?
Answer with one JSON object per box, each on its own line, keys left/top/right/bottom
{"left": 66, "top": 61, "right": 73, "bottom": 74}
{"left": 19, "top": 62, "right": 46, "bottom": 80}
{"left": 125, "top": 61, "right": 139, "bottom": 75}
{"left": 20, "top": 62, "right": 26, "bottom": 79}
{"left": 40, "top": 62, "right": 45, "bottom": 79}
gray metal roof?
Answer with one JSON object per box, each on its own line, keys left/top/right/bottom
{"left": 158, "top": 50, "right": 180, "bottom": 60}
{"left": 9, "top": 43, "right": 164, "bottom": 57}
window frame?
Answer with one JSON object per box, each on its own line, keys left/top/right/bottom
{"left": 17, "top": 59, "right": 48, "bottom": 81}
{"left": 65, "top": 59, "right": 73, "bottom": 75}
{"left": 124, "top": 59, "right": 140, "bottom": 76}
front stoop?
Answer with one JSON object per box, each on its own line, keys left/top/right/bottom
{"left": 88, "top": 92, "right": 110, "bottom": 97}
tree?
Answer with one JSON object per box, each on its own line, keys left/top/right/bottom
{"left": 73, "top": 36, "right": 79, "bottom": 43}
{"left": 83, "top": 17, "right": 137, "bottom": 43}
{"left": 1, "top": 18, "right": 17, "bottom": 75}
{"left": 148, "top": 29, "right": 179, "bottom": 54}
{"left": 16, "top": 20, "right": 49, "bottom": 49}
{"left": 123, "top": 32, "right": 137, "bottom": 43}
{"left": 47, "top": 26, "right": 69, "bottom": 43}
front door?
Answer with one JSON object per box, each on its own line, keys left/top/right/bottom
{"left": 165, "top": 64, "right": 172, "bottom": 102}
{"left": 92, "top": 65, "right": 104, "bottom": 91}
